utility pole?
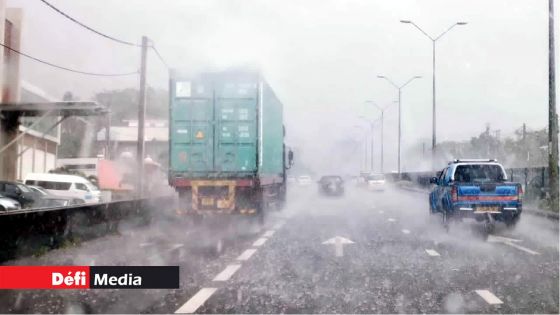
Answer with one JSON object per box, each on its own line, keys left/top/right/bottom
{"left": 548, "top": 0, "right": 559, "bottom": 212}
{"left": 137, "top": 36, "right": 148, "bottom": 198}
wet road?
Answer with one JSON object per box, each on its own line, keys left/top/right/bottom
{"left": 0, "top": 185, "right": 558, "bottom": 314}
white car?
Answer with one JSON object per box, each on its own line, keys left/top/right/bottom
{"left": 367, "top": 174, "right": 386, "bottom": 191}
{"left": 24, "top": 173, "right": 101, "bottom": 204}
{"left": 0, "top": 193, "right": 21, "bottom": 211}
{"left": 297, "top": 175, "right": 313, "bottom": 186}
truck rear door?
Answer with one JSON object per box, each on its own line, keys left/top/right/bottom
{"left": 170, "top": 79, "right": 214, "bottom": 173}
{"left": 214, "top": 79, "right": 258, "bottom": 173}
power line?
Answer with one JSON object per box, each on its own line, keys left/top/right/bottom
{"left": 0, "top": 42, "right": 138, "bottom": 77}
{"left": 150, "top": 45, "right": 169, "bottom": 69}
{"left": 39, "top": 0, "right": 140, "bottom": 47}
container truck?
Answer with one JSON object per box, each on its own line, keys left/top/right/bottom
{"left": 168, "top": 69, "right": 292, "bottom": 222}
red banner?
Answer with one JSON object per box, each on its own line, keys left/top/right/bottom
{"left": 0, "top": 266, "right": 89, "bottom": 289}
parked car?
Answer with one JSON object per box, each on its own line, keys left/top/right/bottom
{"left": 0, "top": 193, "right": 21, "bottom": 211}
{"left": 429, "top": 159, "right": 522, "bottom": 233}
{"left": 318, "top": 175, "right": 344, "bottom": 196}
{"left": 24, "top": 173, "right": 101, "bottom": 204}
{"left": 0, "top": 181, "right": 36, "bottom": 208}
{"left": 367, "top": 174, "right": 386, "bottom": 191}
{"left": 27, "top": 185, "right": 51, "bottom": 197}
{"left": 35, "top": 196, "right": 86, "bottom": 208}
{"left": 297, "top": 175, "right": 313, "bottom": 186}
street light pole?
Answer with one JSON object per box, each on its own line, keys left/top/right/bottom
{"left": 400, "top": 20, "right": 467, "bottom": 168}
{"left": 377, "top": 75, "right": 421, "bottom": 175}
{"left": 366, "top": 100, "right": 397, "bottom": 174}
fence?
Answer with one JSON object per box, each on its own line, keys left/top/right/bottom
{"left": 0, "top": 195, "right": 176, "bottom": 262}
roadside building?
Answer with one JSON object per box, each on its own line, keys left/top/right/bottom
{"left": 96, "top": 119, "right": 168, "bottom": 167}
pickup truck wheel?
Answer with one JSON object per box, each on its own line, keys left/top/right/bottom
{"left": 0, "top": 206, "right": 5, "bottom": 212}
{"left": 505, "top": 215, "right": 520, "bottom": 229}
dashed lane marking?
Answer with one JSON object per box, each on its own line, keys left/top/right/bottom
{"left": 475, "top": 290, "right": 503, "bottom": 305}
{"left": 252, "top": 238, "right": 268, "bottom": 247}
{"left": 236, "top": 248, "right": 257, "bottom": 261}
{"left": 402, "top": 229, "right": 410, "bottom": 234}
{"left": 425, "top": 249, "right": 440, "bottom": 256}
{"left": 175, "top": 287, "right": 217, "bottom": 314}
{"left": 388, "top": 218, "right": 396, "bottom": 222}
{"left": 212, "top": 264, "right": 242, "bottom": 282}
{"left": 263, "top": 230, "right": 275, "bottom": 237}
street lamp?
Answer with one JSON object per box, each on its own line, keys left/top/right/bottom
{"left": 353, "top": 125, "right": 368, "bottom": 172}
{"left": 358, "top": 116, "right": 375, "bottom": 172}
{"left": 377, "top": 75, "right": 422, "bottom": 175}
{"left": 365, "top": 100, "right": 397, "bottom": 173}
{"left": 400, "top": 19, "right": 467, "bottom": 166}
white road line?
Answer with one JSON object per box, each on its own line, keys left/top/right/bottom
{"left": 401, "top": 229, "right": 410, "bottom": 234}
{"left": 488, "top": 235, "right": 522, "bottom": 243}
{"left": 388, "top": 218, "right": 396, "bottom": 222}
{"left": 212, "top": 264, "right": 242, "bottom": 281}
{"left": 175, "top": 287, "right": 217, "bottom": 314}
{"left": 263, "top": 230, "right": 275, "bottom": 237}
{"left": 237, "top": 248, "right": 257, "bottom": 261}
{"left": 378, "top": 210, "right": 384, "bottom": 214}
{"left": 475, "top": 290, "right": 503, "bottom": 305}
{"left": 139, "top": 242, "right": 153, "bottom": 247}
{"left": 425, "top": 249, "right": 440, "bottom": 256}
{"left": 502, "top": 241, "right": 540, "bottom": 255}
{"left": 273, "top": 221, "right": 285, "bottom": 229}
{"left": 252, "top": 238, "right": 268, "bottom": 247}
{"left": 169, "top": 243, "right": 184, "bottom": 251}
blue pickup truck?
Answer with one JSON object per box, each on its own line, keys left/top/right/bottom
{"left": 429, "top": 159, "right": 523, "bottom": 232}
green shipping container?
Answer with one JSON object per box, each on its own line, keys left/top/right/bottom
{"left": 169, "top": 69, "right": 285, "bottom": 185}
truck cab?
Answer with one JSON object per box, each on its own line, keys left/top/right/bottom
{"left": 429, "top": 159, "right": 522, "bottom": 230}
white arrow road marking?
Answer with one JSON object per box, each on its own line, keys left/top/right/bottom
{"left": 388, "top": 218, "right": 396, "bottom": 222}
{"left": 263, "top": 230, "right": 275, "bottom": 237}
{"left": 402, "top": 229, "right": 410, "bottom": 234}
{"left": 252, "top": 238, "right": 268, "bottom": 247}
{"left": 425, "top": 249, "right": 440, "bottom": 256}
{"left": 475, "top": 290, "right": 503, "bottom": 305}
{"left": 175, "top": 287, "right": 217, "bottom": 313}
{"left": 487, "top": 235, "right": 540, "bottom": 255}
{"left": 237, "top": 249, "right": 257, "bottom": 261}
{"left": 213, "top": 264, "right": 241, "bottom": 281}
{"left": 322, "top": 236, "right": 355, "bottom": 257}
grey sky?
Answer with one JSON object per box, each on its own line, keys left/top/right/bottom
{"left": 8, "top": 0, "right": 556, "bottom": 172}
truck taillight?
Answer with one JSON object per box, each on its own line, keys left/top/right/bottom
{"left": 518, "top": 184, "right": 524, "bottom": 201}
{"left": 451, "top": 186, "right": 458, "bottom": 202}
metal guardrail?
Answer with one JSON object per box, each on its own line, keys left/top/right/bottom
{"left": 0, "top": 195, "right": 176, "bottom": 262}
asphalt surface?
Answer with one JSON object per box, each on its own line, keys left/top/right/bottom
{"left": 0, "top": 184, "right": 558, "bottom": 314}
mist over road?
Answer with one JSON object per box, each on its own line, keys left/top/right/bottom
{"left": 0, "top": 185, "right": 557, "bottom": 314}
